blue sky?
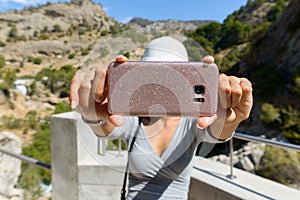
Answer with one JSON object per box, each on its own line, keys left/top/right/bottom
{"left": 0, "top": 0, "right": 248, "bottom": 23}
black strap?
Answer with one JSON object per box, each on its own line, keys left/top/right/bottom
{"left": 120, "top": 118, "right": 141, "bottom": 200}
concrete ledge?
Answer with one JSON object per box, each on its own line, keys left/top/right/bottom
{"left": 190, "top": 157, "right": 300, "bottom": 200}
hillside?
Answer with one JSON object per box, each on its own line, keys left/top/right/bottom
{"left": 0, "top": 0, "right": 211, "bottom": 140}
{"left": 234, "top": 0, "right": 300, "bottom": 141}
{"left": 127, "top": 17, "right": 212, "bottom": 31}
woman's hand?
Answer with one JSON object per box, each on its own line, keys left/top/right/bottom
{"left": 197, "top": 55, "right": 253, "bottom": 140}
{"left": 69, "top": 55, "right": 128, "bottom": 128}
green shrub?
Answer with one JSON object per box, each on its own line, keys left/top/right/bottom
{"left": 292, "top": 73, "right": 300, "bottom": 96}
{"left": 100, "top": 30, "right": 108, "bottom": 36}
{"left": 33, "top": 57, "right": 42, "bottom": 65}
{"left": 68, "top": 53, "right": 75, "bottom": 59}
{"left": 34, "top": 64, "right": 76, "bottom": 96}
{"left": 109, "top": 24, "right": 122, "bottom": 35}
{"left": 27, "top": 56, "right": 34, "bottom": 62}
{"left": 28, "top": 81, "right": 37, "bottom": 96}
{"left": 0, "top": 68, "right": 17, "bottom": 91}
{"left": 0, "top": 55, "right": 5, "bottom": 68}
{"left": 261, "top": 103, "right": 300, "bottom": 144}
{"left": 38, "top": 33, "right": 49, "bottom": 40}
{"left": 185, "top": 32, "right": 214, "bottom": 54}
{"left": 260, "top": 103, "right": 281, "bottom": 124}
{"left": 24, "top": 110, "right": 39, "bottom": 130}
{"left": 281, "top": 106, "right": 300, "bottom": 144}
{"left": 53, "top": 101, "right": 72, "bottom": 114}
{"left": 20, "top": 124, "right": 51, "bottom": 192}
{"left": 256, "top": 146, "right": 300, "bottom": 186}
{"left": 81, "top": 49, "right": 90, "bottom": 56}
{"left": 52, "top": 24, "right": 62, "bottom": 32}
{"left": 0, "top": 40, "right": 6, "bottom": 47}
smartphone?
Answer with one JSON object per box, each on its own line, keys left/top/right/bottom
{"left": 107, "top": 61, "right": 219, "bottom": 117}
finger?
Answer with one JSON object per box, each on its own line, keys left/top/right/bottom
{"left": 94, "top": 68, "right": 107, "bottom": 103}
{"left": 197, "top": 115, "right": 217, "bottom": 129}
{"left": 240, "top": 78, "right": 253, "bottom": 103}
{"left": 116, "top": 55, "right": 128, "bottom": 63}
{"left": 218, "top": 74, "right": 231, "bottom": 109}
{"left": 203, "top": 55, "right": 214, "bottom": 64}
{"left": 229, "top": 77, "right": 243, "bottom": 108}
{"left": 69, "top": 71, "right": 85, "bottom": 109}
{"left": 78, "top": 70, "right": 95, "bottom": 114}
{"left": 237, "top": 78, "right": 253, "bottom": 119}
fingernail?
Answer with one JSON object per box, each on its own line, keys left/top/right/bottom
{"left": 203, "top": 55, "right": 214, "bottom": 64}
{"left": 71, "top": 100, "right": 77, "bottom": 109}
{"left": 116, "top": 55, "right": 128, "bottom": 63}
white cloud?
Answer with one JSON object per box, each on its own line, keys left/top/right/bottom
{"left": 119, "top": 16, "right": 133, "bottom": 24}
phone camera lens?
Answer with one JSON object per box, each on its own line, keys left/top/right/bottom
{"left": 194, "top": 85, "right": 205, "bottom": 94}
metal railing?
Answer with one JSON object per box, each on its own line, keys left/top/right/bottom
{"left": 2, "top": 132, "right": 300, "bottom": 176}
{"left": 0, "top": 147, "right": 51, "bottom": 170}
{"left": 227, "top": 132, "right": 300, "bottom": 179}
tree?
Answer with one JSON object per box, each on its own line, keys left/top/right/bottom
{"left": 215, "top": 16, "right": 252, "bottom": 50}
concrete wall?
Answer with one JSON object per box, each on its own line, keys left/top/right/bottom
{"left": 51, "top": 112, "right": 127, "bottom": 200}
{"left": 189, "top": 178, "right": 241, "bottom": 200}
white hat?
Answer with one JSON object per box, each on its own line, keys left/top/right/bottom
{"left": 142, "top": 36, "right": 188, "bottom": 62}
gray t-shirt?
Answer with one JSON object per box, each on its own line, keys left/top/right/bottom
{"left": 108, "top": 117, "right": 223, "bottom": 199}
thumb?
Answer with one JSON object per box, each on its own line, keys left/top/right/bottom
{"left": 197, "top": 115, "right": 217, "bottom": 129}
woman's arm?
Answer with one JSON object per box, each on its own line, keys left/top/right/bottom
{"left": 69, "top": 56, "right": 128, "bottom": 137}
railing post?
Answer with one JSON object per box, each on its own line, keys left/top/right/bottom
{"left": 227, "top": 138, "right": 237, "bottom": 180}
{"left": 97, "top": 137, "right": 106, "bottom": 156}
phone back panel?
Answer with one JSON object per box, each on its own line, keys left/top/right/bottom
{"left": 108, "top": 61, "right": 219, "bottom": 117}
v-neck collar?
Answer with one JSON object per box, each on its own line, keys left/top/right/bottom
{"left": 141, "top": 118, "right": 183, "bottom": 161}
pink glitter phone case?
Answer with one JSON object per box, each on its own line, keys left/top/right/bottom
{"left": 107, "top": 61, "right": 219, "bottom": 117}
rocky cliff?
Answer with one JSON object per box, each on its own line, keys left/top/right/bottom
{"left": 239, "top": 0, "right": 300, "bottom": 79}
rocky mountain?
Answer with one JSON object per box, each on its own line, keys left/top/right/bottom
{"left": 227, "top": 0, "right": 300, "bottom": 139}
{"left": 232, "top": 1, "right": 275, "bottom": 26}
{"left": 127, "top": 17, "right": 212, "bottom": 31}
{"left": 0, "top": 0, "right": 118, "bottom": 70}
{"left": 239, "top": 0, "right": 300, "bottom": 80}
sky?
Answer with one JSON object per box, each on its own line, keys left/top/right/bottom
{"left": 0, "top": 0, "right": 248, "bottom": 23}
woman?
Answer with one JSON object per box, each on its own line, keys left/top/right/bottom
{"left": 69, "top": 36, "right": 253, "bottom": 199}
